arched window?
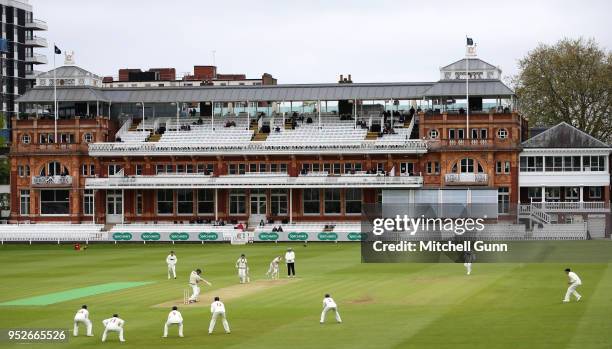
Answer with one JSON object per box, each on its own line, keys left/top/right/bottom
{"left": 497, "top": 128, "right": 508, "bottom": 139}
{"left": 40, "top": 161, "right": 69, "bottom": 176}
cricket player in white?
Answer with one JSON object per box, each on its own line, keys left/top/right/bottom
{"left": 236, "top": 254, "right": 249, "bottom": 284}
{"left": 320, "top": 294, "right": 342, "bottom": 324}
{"left": 285, "top": 248, "right": 296, "bottom": 277}
{"left": 209, "top": 297, "right": 230, "bottom": 334}
{"left": 162, "top": 306, "right": 184, "bottom": 338}
{"left": 73, "top": 304, "right": 93, "bottom": 337}
{"left": 101, "top": 314, "right": 125, "bottom": 342}
{"left": 464, "top": 251, "right": 475, "bottom": 275}
{"left": 188, "top": 268, "right": 211, "bottom": 303}
{"left": 563, "top": 268, "right": 582, "bottom": 303}
{"left": 266, "top": 256, "right": 282, "bottom": 279}
{"left": 166, "top": 251, "right": 178, "bottom": 279}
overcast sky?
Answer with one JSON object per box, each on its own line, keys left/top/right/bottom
{"left": 30, "top": 0, "right": 611, "bottom": 84}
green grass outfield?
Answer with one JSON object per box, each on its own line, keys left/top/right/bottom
{"left": 0, "top": 242, "right": 611, "bottom": 349}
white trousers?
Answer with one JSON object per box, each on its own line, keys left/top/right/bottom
{"left": 564, "top": 283, "right": 581, "bottom": 302}
{"left": 73, "top": 318, "right": 92, "bottom": 336}
{"left": 320, "top": 306, "right": 342, "bottom": 323}
{"left": 102, "top": 327, "right": 124, "bottom": 342}
{"left": 168, "top": 264, "right": 176, "bottom": 279}
{"left": 267, "top": 264, "right": 279, "bottom": 279}
{"left": 163, "top": 321, "right": 183, "bottom": 337}
{"left": 238, "top": 268, "right": 247, "bottom": 283}
{"left": 464, "top": 263, "right": 472, "bottom": 275}
{"left": 209, "top": 311, "right": 230, "bottom": 333}
{"left": 188, "top": 284, "right": 200, "bottom": 302}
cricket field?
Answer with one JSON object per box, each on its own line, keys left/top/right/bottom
{"left": 1, "top": 242, "right": 611, "bottom": 349}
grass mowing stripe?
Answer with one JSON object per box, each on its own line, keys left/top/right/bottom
{"left": 0, "top": 281, "right": 155, "bottom": 306}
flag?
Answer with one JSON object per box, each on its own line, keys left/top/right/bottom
{"left": 466, "top": 37, "right": 474, "bottom": 46}
{"left": 54, "top": 45, "right": 61, "bottom": 54}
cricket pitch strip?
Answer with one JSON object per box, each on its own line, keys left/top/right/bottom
{"left": 153, "top": 278, "right": 299, "bottom": 308}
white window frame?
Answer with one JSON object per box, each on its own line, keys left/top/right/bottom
{"left": 20, "top": 189, "right": 30, "bottom": 216}
{"left": 83, "top": 189, "right": 94, "bottom": 216}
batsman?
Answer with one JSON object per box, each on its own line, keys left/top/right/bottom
{"left": 235, "top": 254, "right": 250, "bottom": 284}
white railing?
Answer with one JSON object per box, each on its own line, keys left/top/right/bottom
{"left": 448, "top": 139, "right": 491, "bottom": 146}
{"left": 25, "top": 36, "right": 47, "bottom": 46}
{"left": 115, "top": 117, "right": 133, "bottom": 141}
{"left": 405, "top": 114, "right": 416, "bottom": 137}
{"left": 31, "top": 175, "right": 73, "bottom": 186}
{"left": 532, "top": 201, "right": 609, "bottom": 212}
{"left": 86, "top": 173, "right": 424, "bottom": 189}
{"left": 26, "top": 19, "right": 48, "bottom": 30}
{"left": 89, "top": 140, "right": 429, "bottom": 156}
{"left": 518, "top": 204, "right": 552, "bottom": 224}
{"left": 26, "top": 53, "right": 47, "bottom": 64}
{"left": 444, "top": 173, "right": 488, "bottom": 184}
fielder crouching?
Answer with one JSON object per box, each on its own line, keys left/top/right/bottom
{"left": 320, "top": 294, "right": 342, "bottom": 324}
{"left": 73, "top": 304, "right": 93, "bottom": 337}
{"left": 101, "top": 314, "right": 125, "bottom": 342}
{"left": 163, "top": 306, "right": 184, "bottom": 338}
{"left": 209, "top": 297, "right": 230, "bottom": 334}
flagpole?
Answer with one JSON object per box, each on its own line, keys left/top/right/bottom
{"left": 465, "top": 39, "right": 470, "bottom": 140}
{"left": 53, "top": 43, "right": 57, "bottom": 143}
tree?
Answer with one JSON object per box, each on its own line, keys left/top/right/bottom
{"left": 514, "top": 38, "right": 612, "bottom": 142}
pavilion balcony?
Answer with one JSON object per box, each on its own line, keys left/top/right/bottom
{"left": 85, "top": 172, "right": 423, "bottom": 190}
{"left": 10, "top": 143, "right": 89, "bottom": 155}
{"left": 25, "top": 36, "right": 47, "bottom": 47}
{"left": 25, "top": 53, "right": 47, "bottom": 64}
{"left": 531, "top": 201, "right": 609, "bottom": 213}
{"left": 88, "top": 139, "right": 429, "bottom": 157}
{"left": 429, "top": 138, "right": 520, "bottom": 151}
{"left": 444, "top": 173, "right": 488, "bottom": 185}
{"left": 31, "top": 175, "right": 73, "bottom": 187}
{"left": 25, "top": 19, "right": 48, "bottom": 31}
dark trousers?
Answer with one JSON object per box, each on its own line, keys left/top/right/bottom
{"left": 287, "top": 262, "right": 295, "bottom": 276}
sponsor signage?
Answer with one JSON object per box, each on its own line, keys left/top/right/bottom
{"left": 288, "top": 232, "right": 309, "bottom": 241}
{"left": 347, "top": 232, "right": 366, "bottom": 241}
{"left": 258, "top": 232, "right": 279, "bottom": 241}
{"left": 170, "top": 232, "right": 190, "bottom": 241}
{"left": 112, "top": 232, "right": 132, "bottom": 241}
{"left": 140, "top": 232, "right": 161, "bottom": 241}
{"left": 108, "top": 230, "right": 365, "bottom": 242}
{"left": 198, "top": 232, "right": 219, "bottom": 241}
{"left": 317, "top": 232, "right": 338, "bottom": 241}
